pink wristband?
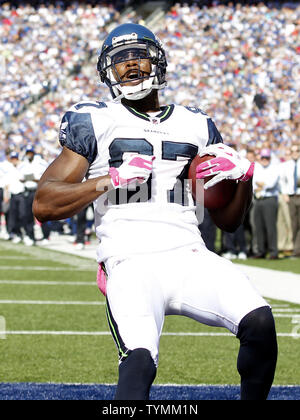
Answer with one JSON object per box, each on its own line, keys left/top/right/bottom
{"left": 239, "top": 161, "right": 255, "bottom": 182}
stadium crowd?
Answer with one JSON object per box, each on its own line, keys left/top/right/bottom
{"left": 0, "top": 0, "right": 300, "bottom": 258}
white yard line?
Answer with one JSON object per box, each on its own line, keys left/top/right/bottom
{"left": 0, "top": 266, "right": 94, "bottom": 271}
{"left": 4, "top": 331, "right": 111, "bottom": 336}
{"left": 3, "top": 330, "right": 300, "bottom": 338}
{"left": 0, "top": 300, "right": 105, "bottom": 305}
{"left": 0, "top": 240, "right": 98, "bottom": 270}
{"left": 0, "top": 256, "right": 39, "bottom": 260}
{"left": 269, "top": 309, "right": 300, "bottom": 312}
{"left": 0, "top": 299, "right": 298, "bottom": 318}
{"left": 1, "top": 239, "right": 300, "bottom": 304}
{"left": 0, "top": 280, "right": 96, "bottom": 286}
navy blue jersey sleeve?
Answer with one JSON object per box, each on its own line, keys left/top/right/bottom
{"left": 59, "top": 111, "right": 98, "bottom": 164}
{"left": 206, "top": 119, "right": 223, "bottom": 145}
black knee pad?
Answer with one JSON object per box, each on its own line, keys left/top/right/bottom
{"left": 237, "top": 305, "right": 277, "bottom": 346}
{"left": 115, "top": 348, "right": 157, "bottom": 400}
{"left": 237, "top": 306, "right": 278, "bottom": 399}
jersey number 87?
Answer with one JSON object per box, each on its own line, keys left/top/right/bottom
{"left": 108, "top": 138, "right": 198, "bottom": 205}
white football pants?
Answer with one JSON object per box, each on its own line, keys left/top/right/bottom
{"left": 105, "top": 244, "right": 268, "bottom": 366}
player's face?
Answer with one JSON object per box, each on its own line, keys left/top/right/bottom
{"left": 111, "top": 48, "right": 152, "bottom": 87}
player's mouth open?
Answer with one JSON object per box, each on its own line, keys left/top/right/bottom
{"left": 121, "top": 70, "right": 150, "bottom": 84}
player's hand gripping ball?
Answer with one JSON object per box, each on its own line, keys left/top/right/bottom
{"left": 189, "top": 155, "right": 237, "bottom": 210}
{"left": 188, "top": 144, "right": 254, "bottom": 210}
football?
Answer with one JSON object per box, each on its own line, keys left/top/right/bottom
{"left": 188, "top": 154, "right": 237, "bottom": 210}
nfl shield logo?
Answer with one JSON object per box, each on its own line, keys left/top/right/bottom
{"left": 151, "top": 117, "right": 160, "bottom": 125}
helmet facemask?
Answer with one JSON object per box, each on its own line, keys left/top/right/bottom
{"left": 98, "top": 39, "right": 167, "bottom": 101}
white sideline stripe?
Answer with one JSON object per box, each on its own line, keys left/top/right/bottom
{"left": 0, "top": 266, "right": 94, "bottom": 271}
{"left": 0, "top": 280, "right": 96, "bottom": 286}
{"left": 4, "top": 331, "right": 300, "bottom": 338}
{"left": 9, "top": 381, "right": 297, "bottom": 387}
{"left": 0, "top": 300, "right": 105, "bottom": 305}
{"left": 5, "top": 331, "right": 111, "bottom": 336}
{"left": 270, "top": 309, "right": 300, "bottom": 312}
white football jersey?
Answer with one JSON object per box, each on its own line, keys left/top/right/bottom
{"left": 59, "top": 100, "right": 223, "bottom": 262}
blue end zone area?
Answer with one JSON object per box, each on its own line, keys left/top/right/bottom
{"left": 0, "top": 383, "right": 300, "bottom": 400}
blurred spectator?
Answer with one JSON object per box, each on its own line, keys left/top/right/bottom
{"left": 73, "top": 204, "right": 94, "bottom": 249}
{"left": 0, "top": 148, "right": 13, "bottom": 239}
{"left": 222, "top": 226, "right": 248, "bottom": 260}
{"left": 18, "top": 144, "right": 49, "bottom": 245}
{"left": 244, "top": 148, "right": 258, "bottom": 256}
{"left": 39, "top": 220, "right": 52, "bottom": 245}
{"left": 221, "top": 143, "right": 248, "bottom": 260}
{"left": 277, "top": 146, "right": 294, "bottom": 256}
{"left": 198, "top": 207, "right": 216, "bottom": 253}
{"left": 3, "top": 151, "right": 25, "bottom": 243}
{"left": 74, "top": 206, "right": 88, "bottom": 250}
{"left": 252, "top": 148, "right": 280, "bottom": 259}
{"left": 279, "top": 145, "right": 300, "bottom": 257}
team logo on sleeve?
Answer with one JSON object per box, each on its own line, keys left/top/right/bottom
{"left": 59, "top": 117, "right": 68, "bottom": 141}
{"left": 59, "top": 122, "right": 68, "bottom": 141}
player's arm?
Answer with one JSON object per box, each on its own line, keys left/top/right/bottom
{"left": 33, "top": 147, "right": 155, "bottom": 222}
{"left": 33, "top": 146, "right": 112, "bottom": 222}
{"left": 209, "top": 178, "right": 253, "bottom": 232}
{"left": 196, "top": 143, "right": 255, "bottom": 232}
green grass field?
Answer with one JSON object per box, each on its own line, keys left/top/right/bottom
{"left": 0, "top": 240, "right": 300, "bottom": 386}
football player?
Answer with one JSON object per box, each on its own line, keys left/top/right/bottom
{"left": 33, "top": 23, "right": 277, "bottom": 400}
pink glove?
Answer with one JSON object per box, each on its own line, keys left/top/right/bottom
{"left": 109, "top": 153, "right": 155, "bottom": 189}
{"left": 196, "top": 144, "right": 255, "bottom": 189}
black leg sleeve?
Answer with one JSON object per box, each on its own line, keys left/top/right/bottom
{"left": 237, "top": 306, "right": 278, "bottom": 400}
{"left": 115, "top": 348, "right": 157, "bottom": 400}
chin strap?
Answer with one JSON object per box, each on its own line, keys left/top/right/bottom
{"left": 113, "top": 82, "right": 167, "bottom": 102}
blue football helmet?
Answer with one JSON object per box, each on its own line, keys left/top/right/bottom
{"left": 97, "top": 23, "right": 167, "bottom": 101}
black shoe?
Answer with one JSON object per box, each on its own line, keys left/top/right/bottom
{"left": 252, "top": 254, "right": 265, "bottom": 259}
